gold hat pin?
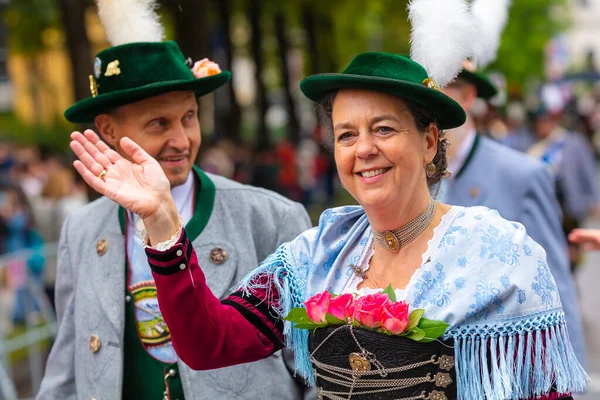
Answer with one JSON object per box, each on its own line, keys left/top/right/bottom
{"left": 89, "top": 75, "right": 98, "bottom": 97}
{"left": 105, "top": 60, "right": 121, "bottom": 77}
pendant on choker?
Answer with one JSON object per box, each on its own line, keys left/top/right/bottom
{"left": 383, "top": 231, "right": 400, "bottom": 252}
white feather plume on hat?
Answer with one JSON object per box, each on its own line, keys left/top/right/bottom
{"left": 472, "top": 0, "right": 512, "bottom": 69}
{"left": 97, "top": 0, "right": 165, "bottom": 46}
{"left": 408, "top": 0, "right": 478, "bottom": 88}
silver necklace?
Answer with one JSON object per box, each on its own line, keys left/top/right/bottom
{"left": 371, "top": 199, "right": 436, "bottom": 253}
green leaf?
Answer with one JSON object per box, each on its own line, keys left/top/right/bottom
{"left": 404, "top": 327, "right": 425, "bottom": 342}
{"left": 292, "top": 323, "right": 322, "bottom": 330}
{"left": 283, "top": 307, "right": 310, "bottom": 322}
{"left": 381, "top": 284, "right": 396, "bottom": 302}
{"left": 325, "top": 313, "right": 346, "bottom": 325}
{"left": 407, "top": 309, "right": 425, "bottom": 331}
{"left": 416, "top": 318, "right": 450, "bottom": 343}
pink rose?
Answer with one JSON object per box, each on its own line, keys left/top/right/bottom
{"left": 327, "top": 293, "right": 356, "bottom": 321}
{"left": 355, "top": 293, "right": 390, "bottom": 328}
{"left": 304, "top": 291, "right": 332, "bottom": 324}
{"left": 192, "top": 58, "right": 222, "bottom": 78}
{"left": 380, "top": 301, "right": 410, "bottom": 334}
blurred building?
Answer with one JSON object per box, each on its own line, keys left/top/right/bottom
{"left": 567, "top": 0, "right": 600, "bottom": 72}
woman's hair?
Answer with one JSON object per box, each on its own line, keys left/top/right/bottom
{"left": 318, "top": 90, "right": 450, "bottom": 188}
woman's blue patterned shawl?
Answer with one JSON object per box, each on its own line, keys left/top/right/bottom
{"left": 239, "top": 205, "right": 587, "bottom": 399}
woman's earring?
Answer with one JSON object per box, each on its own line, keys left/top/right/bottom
{"left": 426, "top": 163, "right": 436, "bottom": 178}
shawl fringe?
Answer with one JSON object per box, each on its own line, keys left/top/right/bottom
{"left": 237, "top": 244, "right": 314, "bottom": 384}
{"left": 446, "top": 310, "right": 588, "bottom": 400}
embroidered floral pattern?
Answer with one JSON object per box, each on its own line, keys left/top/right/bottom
{"left": 479, "top": 226, "right": 520, "bottom": 266}
{"left": 320, "top": 239, "right": 347, "bottom": 275}
{"left": 499, "top": 275, "right": 511, "bottom": 289}
{"left": 360, "top": 237, "right": 369, "bottom": 246}
{"left": 517, "top": 289, "right": 527, "bottom": 304}
{"left": 321, "top": 209, "right": 343, "bottom": 224}
{"left": 454, "top": 277, "right": 466, "bottom": 290}
{"left": 523, "top": 243, "right": 532, "bottom": 257}
{"left": 457, "top": 257, "right": 468, "bottom": 269}
{"left": 299, "top": 251, "right": 319, "bottom": 276}
{"left": 438, "top": 226, "right": 468, "bottom": 250}
{"left": 465, "top": 281, "right": 504, "bottom": 321}
{"left": 413, "top": 263, "right": 451, "bottom": 308}
{"left": 531, "top": 259, "right": 557, "bottom": 307}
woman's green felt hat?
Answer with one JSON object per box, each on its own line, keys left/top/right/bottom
{"left": 65, "top": 41, "right": 231, "bottom": 123}
{"left": 300, "top": 52, "right": 466, "bottom": 129}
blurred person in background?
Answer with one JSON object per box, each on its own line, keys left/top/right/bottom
{"left": 296, "top": 136, "right": 319, "bottom": 206}
{"left": 529, "top": 84, "right": 600, "bottom": 272}
{"left": 502, "top": 101, "right": 536, "bottom": 153}
{"left": 441, "top": 64, "right": 586, "bottom": 367}
{"left": 0, "top": 141, "right": 15, "bottom": 180}
{"left": 30, "top": 165, "right": 88, "bottom": 307}
{"left": 0, "top": 181, "right": 45, "bottom": 327}
{"left": 12, "top": 147, "right": 47, "bottom": 199}
{"left": 275, "top": 139, "right": 300, "bottom": 201}
{"left": 198, "top": 140, "right": 236, "bottom": 179}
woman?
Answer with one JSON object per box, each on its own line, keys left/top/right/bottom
{"left": 69, "top": 52, "right": 586, "bottom": 400}
{"left": 0, "top": 181, "right": 45, "bottom": 324}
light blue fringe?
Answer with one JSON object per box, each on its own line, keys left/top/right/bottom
{"left": 237, "top": 244, "right": 315, "bottom": 385}
{"left": 446, "top": 310, "right": 588, "bottom": 400}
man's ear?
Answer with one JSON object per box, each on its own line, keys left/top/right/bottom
{"left": 95, "top": 114, "right": 118, "bottom": 148}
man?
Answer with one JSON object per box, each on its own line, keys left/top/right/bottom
{"left": 529, "top": 85, "right": 600, "bottom": 270}
{"left": 440, "top": 63, "right": 586, "bottom": 366}
{"left": 37, "top": 36, "right": 312, "bottom": 400}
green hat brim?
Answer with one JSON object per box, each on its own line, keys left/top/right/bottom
{"left": 65, "top": 71, "right": 231, "bottom": 123}
{"left": 300, "top": 74, "right": 466, "bottom": 130}
{"left": 458, "top": 70, "right": 498, "bottom": 100}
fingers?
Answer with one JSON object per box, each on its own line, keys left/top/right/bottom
{"left": 73, "top": 160, "right": 107, "bottom": 195}
{"left": 120, "top": 137, "right": 154, "bottom": 165}
{"left": 83, "top": 130, "right": 122, "bottom": 164}
{"left": 70, "top": 138, "right": 106, "bottom": 177}
{"left": 568, "top": 229, "right": 600, "bottom": 249}
{"left": 71, "top": 131, "right": 113, "bottom": 170}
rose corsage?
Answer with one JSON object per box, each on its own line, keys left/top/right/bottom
{"left": 284, "top": 285, "right": 449, "bottom": 342}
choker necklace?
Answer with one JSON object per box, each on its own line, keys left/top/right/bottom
{"left": 372, "top": 199, "right": 436, "bottom": 253}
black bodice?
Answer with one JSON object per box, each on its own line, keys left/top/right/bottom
{"left": 308, "top": 325, "right": 457, "bottom": 400}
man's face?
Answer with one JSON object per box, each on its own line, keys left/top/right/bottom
{"left": 441, "top": 79, "right": 477, "bottom": 114}
{"left": 96, "top": 91, "right": 200, "bottom": 187}
{"left": 534, "top": 114, "right": 557, "bottom": 139}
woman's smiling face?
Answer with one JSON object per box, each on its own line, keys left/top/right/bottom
{"left": 332, "top": 89, "right": 437, "bottom": 212}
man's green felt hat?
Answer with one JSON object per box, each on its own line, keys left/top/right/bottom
{"left": 299, "top": 52, "right": 466, "bottom": 130}
{"left": 456, "top": 62, "right": 498, "bottom": 100}
{"left": 64, "top": 41, "right": 231, "bottom": 123}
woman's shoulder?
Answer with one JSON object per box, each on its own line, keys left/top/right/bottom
{"left": 450, "top": 205, "right": 528, "bottom": 236}
{"left": 283, "top": 205, "right": 370, "bottom": 267}
{"left": 290, "top": 205, "right": 368, "bottom": 246}
{"left": 438, "top": 205, "right": 539, "bottom": 261}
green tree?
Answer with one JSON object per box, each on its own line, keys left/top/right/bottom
{"left": 487, "top": 0, "right": 570, "bottom": 89}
